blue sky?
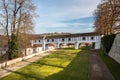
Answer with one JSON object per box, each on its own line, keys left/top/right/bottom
{"left": 33, "top": 0, "right": 100, "bottom": 34}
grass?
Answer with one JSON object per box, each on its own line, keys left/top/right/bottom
{"left": 98, "top": 50, "right": 120, "bottom": 80}
{"left": 1, "top": 48, "right": 89, "bottom": 80}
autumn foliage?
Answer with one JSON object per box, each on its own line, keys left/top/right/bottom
{"left": 94, "top": 0, "right": 120, "bottom": 35}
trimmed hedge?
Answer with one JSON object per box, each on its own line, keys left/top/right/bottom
{"left": 102, "top": 34, "right": 116, "bottom": 54}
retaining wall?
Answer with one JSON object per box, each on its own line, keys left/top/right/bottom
{"left": 0, "top": 49, "right": 54, "bottom": 69}
{"left": 109, "top": 33, "right": 120, "bottom": 64}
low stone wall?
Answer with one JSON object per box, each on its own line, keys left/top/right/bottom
{"left": 0, "top": 57, "right": 23, "bottom": 68}
{"left": 0, "top": 49, "right": 54, "bottom": 69}
{"left": 109, "top": 33, "right": 120, "bottom": 64}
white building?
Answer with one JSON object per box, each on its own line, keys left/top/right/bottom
{"left": 31, "top": 32, "right": 101, "bottom": 50}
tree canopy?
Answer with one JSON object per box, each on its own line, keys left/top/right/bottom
{"left": 94, "top": 0, "right": 120, "bottom": 35}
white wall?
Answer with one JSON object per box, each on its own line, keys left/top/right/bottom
{"left": 33, "top": 47, "right": 42, "bottom": 53}
{"left": 22, "top": 48, "right": 33, "bottom": 56}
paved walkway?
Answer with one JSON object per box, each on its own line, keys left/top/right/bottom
{"left": 0, "top": 50, "right": 54, "bottom": 78}
{"left": 89, "top": 50, "right": 115, "bottom": 80}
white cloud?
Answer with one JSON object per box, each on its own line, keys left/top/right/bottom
{"left": 36, "top": 0, "right": 100, "bottom": 21}
{"left": 36, "top": 21, "right": 94, "bottom": 28}
{"left": 49, "top": 23, "right": 67, "bottom": 28}
{"left": 33, "top": 0, "right": 101, "bottom": 33}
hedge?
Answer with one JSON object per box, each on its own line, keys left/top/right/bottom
{"left": 102, "top": 34, "right": 116, "bottom": 54}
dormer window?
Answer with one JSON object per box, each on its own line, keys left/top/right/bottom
{"left": 39, "top": 40, "right": 40, "bottom": 42}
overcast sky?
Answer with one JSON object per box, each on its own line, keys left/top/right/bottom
{"left": 33, "top": 0, "right": 101, "bottom": 34}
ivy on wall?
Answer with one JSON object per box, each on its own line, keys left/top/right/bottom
{"left": 8, "top": 34, "right": 19, "bottom": 60}
{"left": 102, "top": 34, "right": 116, "bottom": 54}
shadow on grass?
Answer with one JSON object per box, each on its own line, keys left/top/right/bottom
{"left": 2, "top": 68, "right": 43, "bottom": 80}
{"left": 45, "top": 49, "right": 89, "bottom": 80}
{"left": 1, "top": 48, "right": 89, "bottom": 80}
{"left": 33, "top": 62, "right": 65, "bottom": 69}
{"left": 58, "top": 48, "right": 76, "bottom": 50}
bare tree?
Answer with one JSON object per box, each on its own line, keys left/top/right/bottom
{"left": 0, "top": 0, "right": 36, "bottom": 59}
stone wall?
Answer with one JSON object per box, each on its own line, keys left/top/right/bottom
{"left": 109, "top": 33, "right": 120, "bottom": 64}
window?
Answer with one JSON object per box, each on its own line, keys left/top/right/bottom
{"left": 39, "top": 40, "right": 40, "bottom": 42}
{"left": 82, "top": 37, "right": 86, "bottom": 40}
{"left": 91, "top": 37, "right": 94, "bottom": 40}
{"left": 34, "top": 40, "right": 36, "bottom": 42}
{"left": 52, "top": 39, "right": 54, "bottom": 42}
{"left": 68, "top": 38, "right": 71, "bottom": 41}
{"left": 47, "top": 39, "right": 49, "bottom": 42}
{"left": 62, "top": 38, "right": 64, "bottom": 41}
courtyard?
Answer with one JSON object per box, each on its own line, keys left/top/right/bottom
{"left": 0, "top": 47, "right": 120, "bottom": 80}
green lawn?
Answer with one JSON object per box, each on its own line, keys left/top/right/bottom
{"left": 1, "top": 48, "right": 89, "bottom": 80}
{"left": 98, "top": 50, "right": 120, "bottom": 80}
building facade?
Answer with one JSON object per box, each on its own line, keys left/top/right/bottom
{"left": 31, "top": 32, "right": 101, "bottom": 50}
